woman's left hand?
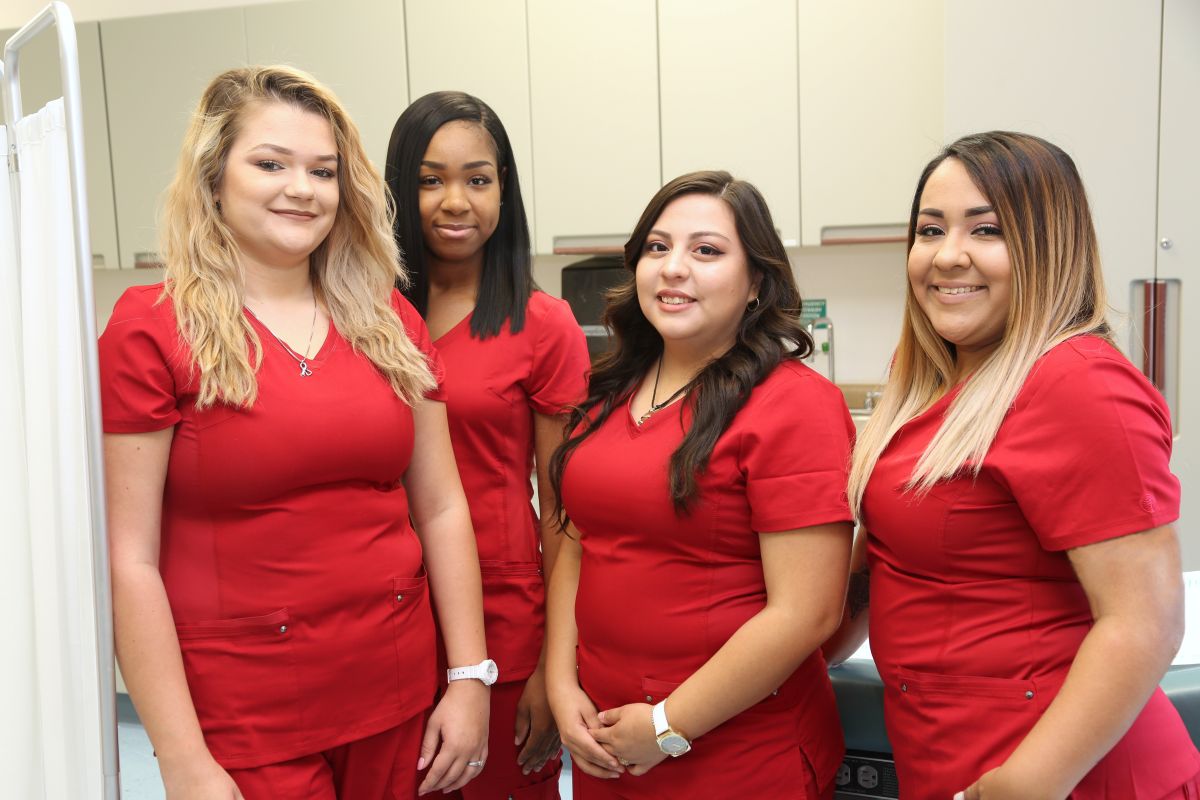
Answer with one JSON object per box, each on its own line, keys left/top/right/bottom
{"left": 955, "top": 766, "right": 1051, "bottom": 800}
{"left": 589, "top": 703, "right": 668, "bottom": 776}
{"left": 515, "top": 666, "right": 562, "bottom": 775}
{"left": 418, "top": 681, "right": 490, "bottom": 796}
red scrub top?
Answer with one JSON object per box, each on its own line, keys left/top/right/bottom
{"left": 436, "top": 291, "right": 588, "bottom": 680}
{"left": 864, "top": 336, "right": 1200, "bottom": 799}
{"left": 99, "top": 284, "right": 445, "bottom": 769}
{"left": 561, "top": 360, "right": 854, "bottom": 797}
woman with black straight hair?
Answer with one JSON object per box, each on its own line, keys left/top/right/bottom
{"left": 545, "top": 171, "right": 853, "bottom": 799}
{"left": 385, "top": 91, "right": 589, "bottom": 800}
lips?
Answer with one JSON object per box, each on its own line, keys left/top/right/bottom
{"left": 271, "top": 209, "right": 317, "bottom": 219}
{"left": 935, "top": 285, "right": 984, "bottom": 295}
{"left": 434, "top": 223, "right": 476, "bottom": 240}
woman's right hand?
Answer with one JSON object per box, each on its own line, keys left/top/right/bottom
{"left": 548, "top": 682, "right": 624, "bottom": 779}
{"left": 160, "top": 754, "right": 244, "bottom": 799}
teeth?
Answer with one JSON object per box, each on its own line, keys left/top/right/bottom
{"left": 936, "top": 286, "right": 983, "bottom": 295}
{"left": 660, "top": 296, "right": 692, "bottom": 305}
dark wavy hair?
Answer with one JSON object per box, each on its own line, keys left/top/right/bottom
{"left": 550, "top": 170, "right": 812, "bottom": 520}
{"left": 384, "top": 91, "right": 533, "bottom": 337}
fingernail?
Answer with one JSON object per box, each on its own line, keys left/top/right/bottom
{"left": 417, "top": 757, "right": 426, "bottom": 770}
{"left": 954, "top": 794, "right": 965, "bottom": 800}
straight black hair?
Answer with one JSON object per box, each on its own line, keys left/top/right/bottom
{"left": 385, "top": 91, "right": 533, "bottom": 337}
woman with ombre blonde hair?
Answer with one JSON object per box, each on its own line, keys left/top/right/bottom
{"left": 99, "top": 65, "right": 492, "bottom": 799}
{"left": 825, "top": 131, "right": 1200, "bottom": 799}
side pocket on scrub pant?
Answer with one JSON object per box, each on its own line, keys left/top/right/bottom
{"left": 175, "top": 607, "right": 302, "bottom": 763}
{"left": 391, "top": 573, "right": 437, "bottom": 702}
{"left": 479, "top": 561, "right": 545, "bottom": 681}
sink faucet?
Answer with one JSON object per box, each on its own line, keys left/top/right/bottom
{"left": 805, "top": 316, "right": 834, "bottom": 384}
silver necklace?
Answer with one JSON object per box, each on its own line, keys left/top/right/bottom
{"left": 244, "top": 288, "right": 318, "bottom": 377}
{"left": 637, "top": 358, "right": 689, "bottom": 425}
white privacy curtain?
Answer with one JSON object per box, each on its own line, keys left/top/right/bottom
{"left": 0, "top": 97, "right": 107, "bottom": 799}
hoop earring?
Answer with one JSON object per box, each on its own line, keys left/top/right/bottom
{"left": 214, "top": 199, "right": 222, "bottom": 213}
{"left": 747, "top": 297, "right": 760, "bottom": 311}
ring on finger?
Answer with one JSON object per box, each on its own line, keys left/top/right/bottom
{"left": 618, "top": 757, "right": 631, "bottom": 767}
{"left": 467, "top": 760, "right": 485, "bottom": 768}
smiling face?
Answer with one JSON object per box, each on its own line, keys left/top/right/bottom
{"left": 908, "top": 158, "right": 1012, "bottom": 374}
{"left": 417, "top": 120, "right": 503, "bottom": 272}
{"left": 214, "top": 100, "right": 339, "bottom": 273}
{"left": 635, "top": 193, "right": 759, "bottom": 362}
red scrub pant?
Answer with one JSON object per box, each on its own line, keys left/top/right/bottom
{"left": 445, "top": 680, "right": 562, "bottom": 800}
{"left": 227, "top": 711, "right": 425, "bottom": 799}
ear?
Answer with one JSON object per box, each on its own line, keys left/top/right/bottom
{"left": 750, "top": 270, "right": 764, "bottom": 300}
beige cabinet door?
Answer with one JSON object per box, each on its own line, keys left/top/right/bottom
{"left": 244, "top": 0, "right": 408, "bottom": 174}
{"left": 2, "top": 21, "right": 120, "bottom": 270}
{"left": 797, "top": 1, "right": 942, "bottom": 246}
{"left": 102, "top": 7, "right": 247, "bottom": 267}
{"left": 526, "top": 0, "right": 660, "bottom": 254}
{"left": 405, "top": 0, "right": 536, "bottom": 246}
{"left": 944, "top": 0, "right": 1162, "bottom": 340}
{"left": 1157, "top": 0, "right": 1200, "bottom": 566}
{"left": 658, "top": 0, "right": 801, "bottom": 245}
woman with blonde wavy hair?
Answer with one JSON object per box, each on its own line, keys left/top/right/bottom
{"left": 99, "top": 65, "right": 492, "bottom": 799}
{"left": 824, "top": 131, "right": 1199, "bottom": 799}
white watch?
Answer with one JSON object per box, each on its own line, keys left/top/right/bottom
{"left": 652, "top": 700, "right": 691, "bottom": 757}
{"left": 447, "top": 658, "right": 498, "bottom": 686}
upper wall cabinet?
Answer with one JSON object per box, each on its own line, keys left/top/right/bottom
{"left": 526, "top": 0, "right": 660, "bottom": 254}
{"left": 244, "top": 0, "right": 408, "bottom": 173}
{"left": 405, "top": 0, "right": 536, "bottom": 247}
{"left": 944, "top": 1, "right": 1161, "bottom": 328}
{"left": 102, "top": 7, "right": 246, "bottom": 267}
{"left": 797, "top": 1, "right": 942, "bottom": 246}
{"left": 658, "top": 0, "right": 801, "bottom": 245}
{"left": 2, "top": 22, "right": 119, "bottom": 269}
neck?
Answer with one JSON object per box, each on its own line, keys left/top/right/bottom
{"left": 242, "top": 257, "right": 313, "bottom": 304}
{"left": 657, "top": 346, "right": 709, "bottom": 393}
{"left": 952, "top": 342, "right": 999, "bottom": 383}
{"left": 427, "top": 250, "right": 484, "bottom": 297}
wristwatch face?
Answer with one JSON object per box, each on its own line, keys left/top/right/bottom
{"left": 659, "top": 733, "right": 690, "bottom": 756}
{"left": 483, "top": 659, "right": 499, "bottom": 684}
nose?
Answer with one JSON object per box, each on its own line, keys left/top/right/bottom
{"left": 932, "top": 229, "right": 970, "bottom": 271}
{"left": 285, "top": 170, "right": 315, "bottom": 200}
{"left": 440, "top": 181, "right": 470, "bottom": 214}
{"left": 661, "top": 247, "right": 690, "bottom": 280}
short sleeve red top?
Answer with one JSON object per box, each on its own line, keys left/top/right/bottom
{"left": 864, "top": 336, "right": 1199, "bottom": 799}
{"left": 561, "top": 361, "right": 855, "bottom": 796}
{"left": 99, "top": 284, "right": 445, "bottom": 769}
{"left": 435, "top": 291, "right": 588, "bottom": 680}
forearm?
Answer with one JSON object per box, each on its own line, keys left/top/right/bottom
{"left": 544, "top": 535, "right": 582, "bottom": 694}
{"left": 999, "top": 615, "right": 1179, "bottom": 796}
{"left": 419, "top": 505, "right": 487, "bottom": 667}
{"left": 667, "top": 601, "right": 842, "bottom": 741}
{"left": 822, "top": 531, "right": 871, "bottom": 666}
{"left": 112, "top": 562, "right": 211, "bottom": 767}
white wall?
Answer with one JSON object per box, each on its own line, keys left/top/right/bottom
{"left": 1, "top": 0, "right": 290, "bottom": 28}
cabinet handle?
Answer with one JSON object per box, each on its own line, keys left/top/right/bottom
{"left": 1139, "top": 279, "right": 1168, "bottom": 392}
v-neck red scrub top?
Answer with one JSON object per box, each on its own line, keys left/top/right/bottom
{"left": 435, "top": 291, "right": 589, "bottom": 681}
{"left": 561, "top": 360, "right": 855, "bottom": 797}
{"left": 864, "top": 336, "right": 1200, "bottom": 799}
{"left": 99, "top": 284, "right": 446, "bottom": 769}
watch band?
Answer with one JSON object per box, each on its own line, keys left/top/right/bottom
{"left": 652, "top": 700, "right": 671, "bottom": 736}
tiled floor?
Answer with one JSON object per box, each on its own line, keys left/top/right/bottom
{"left": 117, "top": 695, "right": 573, "bottom": 798}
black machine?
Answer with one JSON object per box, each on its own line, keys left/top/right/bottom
{"left": 560, "top": 255, "right": 626, "bottom": 361}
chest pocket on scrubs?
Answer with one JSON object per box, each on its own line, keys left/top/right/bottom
{"left": 176, "top": 607, "right": 302, "bottom": 763}
{"left": 480, "top": 561, "right": 545, "bottom": 682}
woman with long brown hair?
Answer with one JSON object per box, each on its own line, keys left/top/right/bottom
{"left": 100, "top": 66, "right": 490, "bottom": 799}
{"left": 827, "top": 131, "right": 1200, "bottom": 799}
{"left": 546, "top": 171, "right": 853, "bottom": 798}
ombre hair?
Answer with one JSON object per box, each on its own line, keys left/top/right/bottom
{"left": 550, "top": 170, "right": 812, "bottom": 516}
{"left": 160, "top": 65, "right": 436, "bottom": 408}
{"left": 848, "top": 131, "right": 1110, "bottom": 518}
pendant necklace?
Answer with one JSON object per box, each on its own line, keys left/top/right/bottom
{"left": 245, "top": 287, "right": 319, "bottom": 377}
{"left": 637, "top": 358, "right": 690, "bottom": 425}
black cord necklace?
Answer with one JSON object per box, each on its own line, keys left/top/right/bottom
{"left": 637, "top": 358, "right": 690, "bottom": 426}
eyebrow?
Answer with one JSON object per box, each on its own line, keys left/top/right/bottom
{"left": 648, "top": 228, "right": 732, "bottom": 242}
{"left": 249, "top": 143, "right": 337, "bottom": 162}
{"left": 918, "top": 205, "right": 995, "bottom": 218}
{"left": 420, "top": 159, "right": 496, "bottom": 170}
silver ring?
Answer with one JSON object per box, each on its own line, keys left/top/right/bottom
{"left": 467, "top": 760, "right": 485, "bottom": 768}
{"left": 618, "top": 758, "right": 631, "bottom": 767}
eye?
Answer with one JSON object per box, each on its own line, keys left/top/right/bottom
{"left": 418, "top": 174, "right": 441, "bottom": 187}
{"left": 973, "top": 223, "right": 1002, "bottom": 237}
{"left": 695, "top": 244, "right": 723, "bottom": 257}
{"left": 256, "top": 160, "right": 284, "bottom": 172}
{"left": 468, "top": 175, "right": 493, "bottom": 186}
{"left": 916, "top": 223, "right": 944, "bottom": 237}
{"left": 645, "top": 241, "right": 669, "bottom": 254}
{"left": 311, "top": 168, "right": 336, "bottom": 179}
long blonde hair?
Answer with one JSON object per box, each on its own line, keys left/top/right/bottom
{"left": 848, "top": 132, "right": 1111, "bottom": 519}
{"left": 160, "top": 65, "right": 436, "bottom": 408}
